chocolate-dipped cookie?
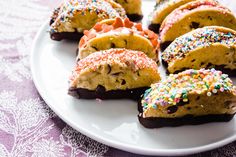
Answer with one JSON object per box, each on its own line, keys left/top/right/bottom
{"left": 138, "top": 69, "right": 236, "bottom": 128}
{"left": 148, "top": 0, "right": 197, "bottom": 33}
{"left": 50, "top": 0, "right": 126, "bottom": 41}
{"left": 162, "top": 26, "right": 236, "bottom": 76}
{"left": 69, "top": 48, "right": 161, "bottom": 100}
{"left": 78, "top": 17, "right": 159, "bottom": 60}
{"left": 114, "top": 0, "right": 143, "bottom": 21}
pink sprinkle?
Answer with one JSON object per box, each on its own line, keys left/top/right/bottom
{"left": 220, "top": 87, "right": 224, "bottom": 92}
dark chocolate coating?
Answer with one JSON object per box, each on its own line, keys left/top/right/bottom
{"left": 49, "top": 7, "right": 85, "bottom": 41}
{"left": 68, "top": 86, "right": 148, "bottom": 100}
{"left": 138, "top": 114, "right": 234, "bottom": 128}
{"left": 50, "top": 32, "right": 84, "bottom": 41}
{"left": 127, "top": 14, "right": 143, "bottom": 22}
{"left": 160, "top": 41, "right": 172, "bottom": 52}
{"left": 213, "top": 65, "right": 236, "bottom": 77}
{"left": 148, "top": 23, "right": 160, "bottom": 34}
{"left": 161, "top": 59, "right": 168, "bottom": 68}
{"left": 137, "top": 98, "right": 235, "bottom": 128}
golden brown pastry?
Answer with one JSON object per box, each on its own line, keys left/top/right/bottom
{"left": 50, "top": 0, "right": 126, "bottom": 41}
{"left": 159, "top": 0, "right": 236, "bottom": 50}
{"left": 138, "top": 69, "right": 236, "bottom": 128}
{"left": 78, "top": 17, "right": 159, "bottom": 60}
{"left": 162, "top": 26, "right": 236, "bottom": 76}
{"left": 114, "top": 0, "right": 143, "bottom": 21}
{"left": 69, "top": 48, "right": 161, "bottom": 100}
{"left": 148, "top": 0, "right": 197, "bottom": 33}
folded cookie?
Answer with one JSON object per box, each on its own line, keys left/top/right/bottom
{"left": 148, "top": 0, "right": 197, "bottom": 33}
{"left": 138, "top": 69, "right": 236, "bottom": 128}
{"left": 69, "top": 48, "right": 161, "bottom": 100}
{"left": 50, "top": 0, "right": 126, "bottom": 41}
{"left": 114, "top": 0, "right": 143, "bottom": 21}
{"left": 156, "top": 0, "right": 166, "bottom": 4}
{"left": 162, "top": 26, "right": 236, "bottom": 75}
{"left": 159, "top": 0, "right": 236, "bottom": 50}
{"left": 78, "top": 17, "right": 159, "bottom": 60}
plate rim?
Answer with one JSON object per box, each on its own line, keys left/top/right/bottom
{"left": 30, "top": 22, "right": 236, "bottom": 156}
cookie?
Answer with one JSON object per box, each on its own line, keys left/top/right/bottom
{"left": 159, "top": 0, "right": 236, "bottom": 50}
{"left": 114, "top": 0, "right": 143, "bottom": 21}
{"left": 138, "top": 69, "right": 236, "bottom": 128}
{"left": 162, "top": 26, "right": 236, "bottom": 75}
{"left": 69, "top": 48, "right": 161, "bottom": 100}
{"left": 50, "top": 0, "right": 126, "bottom": 41}
{"left": 148, "top": 0, "right": 197, "bottom": 33}
{"left": 78, "top": 17, "right": 159, "bottom": 60}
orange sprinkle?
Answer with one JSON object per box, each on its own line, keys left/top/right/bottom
{"left": 79, "top": 17, "right": 159, "bottom": 49}
{"left": 151, "top": 39, "right": 158, "bottom": 47}
{"left": 79, "top": 38, "right": 85, "bottom": 47}
{"left": 146, "top": 30, "right": 156, "bottom": 39}
{"left": 93, "top": 23, "right": 102, "bottom": 32}
{"left": 83, "top": 30, "right": 89, "bottom": 36}
{"left": 112, "top": 17, "right": 124, "bottom": 29}
{"left": 124, "top": 18, "right": 133, "bottom": 28}
{"left": 135, "top": 23, "right": 143, "bottom": 31}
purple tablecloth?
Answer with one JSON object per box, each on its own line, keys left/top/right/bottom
{"left": 0, "top": 0, "right": 236, "bottom": 156}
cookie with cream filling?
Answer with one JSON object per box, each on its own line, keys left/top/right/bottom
{"left": 114, "top": 0, "right": 143, "bottom": 21}
{"left": 78, "top": 17, "right": 159, "bottom": 60}
{"left": 69, "top": 48, "right": 161, "bottom": 100}
{"left": 138, "top": 69, "right": 236, "bottom": 128}
{"left": 148, "top": 0, "right": 198, "bottom": 33}
{"left": 159, "top": 0, "right": 236, "bottom": 50}
{"left": 162, "top": 26, "right": 236, "bottom": 75}
{"left": 50, "top": 0, "right": 126, "bottom": 41}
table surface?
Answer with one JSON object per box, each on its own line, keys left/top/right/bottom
{"left": 0, "top": 0, "right": 236, "bottom": 156}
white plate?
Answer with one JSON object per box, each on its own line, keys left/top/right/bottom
{"left": 31, "top": 0, "right": 236, "bottom": 156}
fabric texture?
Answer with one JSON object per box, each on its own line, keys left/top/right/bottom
{"left": 0, "top": 0, "right": 235, "bottom": 156}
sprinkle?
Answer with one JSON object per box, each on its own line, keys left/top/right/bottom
{"left": 159, "top": 0, "right": 229, "bottom": 42}
{"left": 220, "top": 87, "right": 224, "bottom": 92}
{"left": 162, "top": 28, "right": 236, "bottom": 63}
{"left": 79, "top": 17, "right": 159, "bottom": 51}
{"left": 50, "top": 0, "right": 126, "bottom": 32}
{"left": 152, "top": 104, "right": 157, "bottom": 109}
{"left": 207, "top": 92, "right": 212, "bottom": 97}
{"left": 141, "top": 69, "right": 235, "bottom": 112}
{"left": 212, "top": 89, "right": 217, "bottom": 93}
{"left": 183, "top": 98, "right": 188, "bottom": 102}
{"left": 70, "top": 48, "right": 159, "bottom": 84}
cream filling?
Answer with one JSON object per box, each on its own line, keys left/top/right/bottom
{"left": 143, "top": 92, "right": 236, "bottom": 118}
{"left": 51, "top": 0, "right": 126, "bottom": 33}
{"left": 78, "top": 32, "right": 157, "bottom": 60}
{"left": 52, "top": 11, "right": 111, "bottom": 33}
{"left": 151, "top": 0, "right": 196, "bottom": 24}
{"left": 167, "top": 44, "right": 236, "bottom": 73}
{"left": 73, "top": 63, "right": 160, "bottom": 91}
{"left": 160, "top": 8, "right": 236, "bottom": 42}
{"left": 114, "top": 0, "right": 142, "bottom": 15}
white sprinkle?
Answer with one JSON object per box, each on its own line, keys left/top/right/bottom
{"left": 212, "top": 89, "right": 217, "bottom": 93}
{"left": 207, "top": 92, "right": 212, "bottom": 97}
